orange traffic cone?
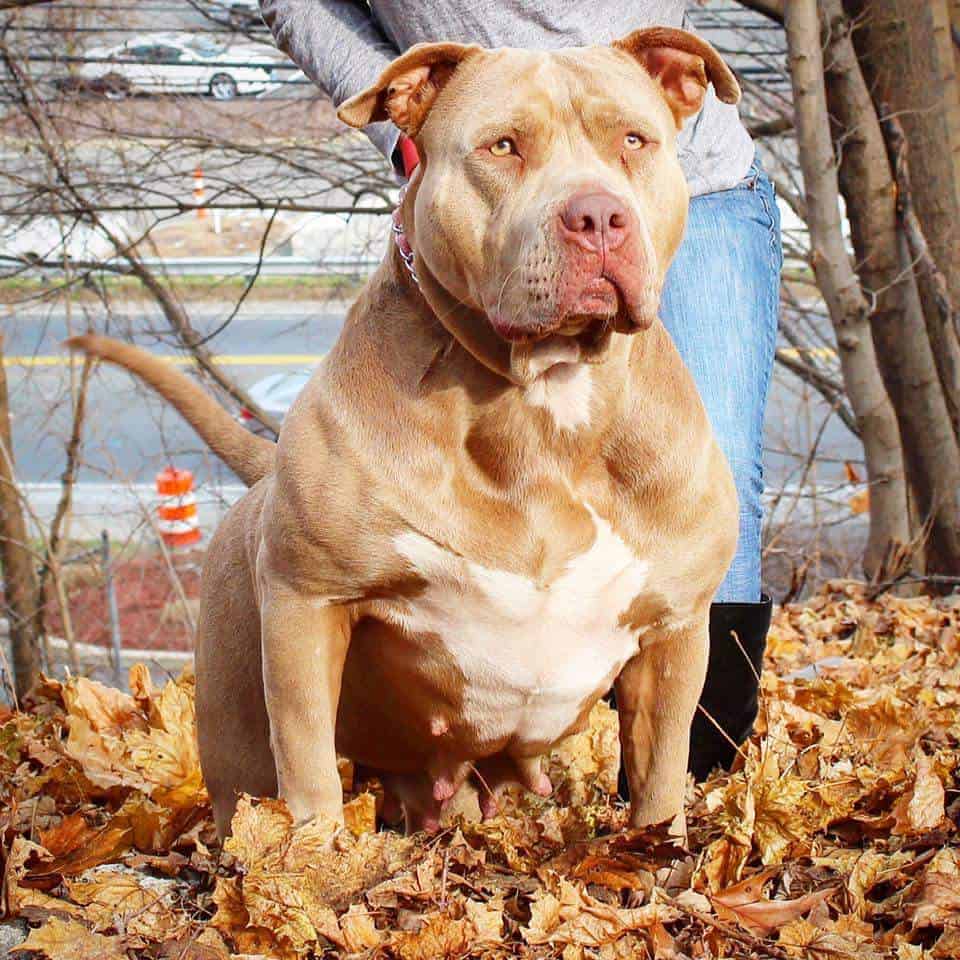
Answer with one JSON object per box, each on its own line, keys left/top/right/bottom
{"left": 193, "top": 166, "right": 206, "bottom": 219}
{"left": 156, "top": 467, "right": 202, "bottom": 548}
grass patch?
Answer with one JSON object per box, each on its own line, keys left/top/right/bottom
{"left": 0, "top": 272, "right": 368, "bottom": 305}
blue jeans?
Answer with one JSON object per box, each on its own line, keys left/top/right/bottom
{"left": 659, "top": 156, "right": 781, "bottom": 603}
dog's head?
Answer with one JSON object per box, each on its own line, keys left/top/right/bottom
{"left": 339, "top": 30, "right": 739, "bottom": 384}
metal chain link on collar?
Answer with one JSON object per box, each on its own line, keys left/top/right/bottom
{"left": 391, "top": 183, "right": 419, "bottom": 286}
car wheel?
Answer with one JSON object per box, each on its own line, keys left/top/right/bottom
{"left": 209, "top": 73, "right": 238, "bottom": 100}
{"left": 100, "top": 73, "right": 130, "bottom": 100}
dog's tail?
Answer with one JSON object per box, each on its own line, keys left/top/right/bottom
{"left": 65, "top": 335, "right": 275, "bottom": 487}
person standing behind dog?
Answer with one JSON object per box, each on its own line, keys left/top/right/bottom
{"left": 259, "top": 0, "right": 782, "bottom": 781}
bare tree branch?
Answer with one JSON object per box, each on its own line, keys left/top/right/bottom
{"left": 1, "top": 39, "right": 285, "bottom": 435}
{"left": 881, "top": 112, "right": 960, "bottom": 442}
{"left": 0, "top": 0, "right": 55, "bottom": 9}
{"left": 0, "top": 333, "right": 41, "bottom": 699}
{"left": 785, "top": 0, "right": 910, "bottom": 577}
{"left": 736, "top": 0, "right": 785, "bottom": 23}
{"left": 746, "top": 114, "right": 793, "bottom": 138}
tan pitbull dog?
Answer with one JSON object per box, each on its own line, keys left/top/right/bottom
{"left": 70, "top": 27, "right": 739, "bottom": 838}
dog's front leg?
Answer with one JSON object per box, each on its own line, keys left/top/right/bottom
{"left": 614, "top": 616, "right": 710, "bottom": 834}
{"left": 260, "top": 577, "right": 352, "bottom": 825}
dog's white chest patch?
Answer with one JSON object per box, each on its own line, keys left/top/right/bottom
{"left": 386, "top": 507, "right": 646, "bottom": 747}
{"left": 525, "top": 363, "right": 593, "bottom": 431}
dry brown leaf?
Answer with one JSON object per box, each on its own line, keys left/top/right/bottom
{"left": 38, "top": 812, "right": 97, "bottom": 858}
{"left": 240, "top": 870, "right": 327, "bottom": 952}
{"left": 524, "top": 889, "right": 563, "bottom": 942}
{"left": 910, "top": 865, "right": 960, "bottom": 930}
{"left": 2, "top": 586, "right": 959, "bottom": 960}
{"left": 211, "top": 876, "right": 250, "bottom": 938}
{"left": 224, "top": 795, "right": 294, "bottom": 871}
{"left": 932, "top": 926, "right": 960, "bottom": 958}
{"left": 390, "top": 911, "right": 475, "bottom": 960}
{"left": 464, "top": 896, "right": 504, "bottom": 943}
{"left": 366, "top": 856, "right": 437, "bottom": 909}
{"left": 61, "top": 678, "right": 144, "bottom": 736}
{"left": 845, "top": 691, "right": 925, "bottom": 771}
{"left": 18, "top": 917, "right": 128, "bottom": 960}
{"left": 156, "top": 928, "right": 232, "bottom": 960}
{"left": 549, "top": 700, "right": 620, "bottom": 802}
{"left": 31, "top": 822, "right": 133, "bottom": 879}
{"left": 57, "top": 669, "right": 205, "bottom": 808}
{"left": 221, "top": 796, "right": 417, "bottom": 954}
{"left": 892, "top": 753, "right": 946, "bottom": 836}
{"left": 846, "top": 850, "right": 915, "bottom": 920}
{"left": 338, "top": 902, "right": 384, "bottom": 951}
{"left": 698, "top": 836, "right": 751, "bottom": 892}
{"left": 343, "top": 791, "right": 377, "bottom": 836}
{"left": 446, "top": 828, "right": 486, "bottom": 870}
{"left": 746, "top": 751, "right": 818, "bottom": 864}
{"left": 4, "top": 836, "right": 85, "bottom": 921}
{"left": 711, "top": 869, "right": 833, "bottom": 935}
{"left": 126, "top": 666, "right": 204, "bottom": 803}
{"left": 572, "top": 852, "right": 654, "bottom": 893}
{"left": 67, "top": 869, "right": 184, "bottom": 940}
{"left": 777, "top": 916, "right": 874, "bottom": 959}
{"left": 523, "top": 876, "right": 678, "bottom": 947}
{"left": 231, "top": 924, "right": 299, "bottom": 959}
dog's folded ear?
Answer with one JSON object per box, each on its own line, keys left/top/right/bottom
{"left": 613, "top": 28, "right": 740, "bottom": 125}
{"left": 338, "top": 42, "right": 482, "bottom": 136}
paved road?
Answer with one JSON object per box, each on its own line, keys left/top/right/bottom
{"left": 4, "top": 299, "right": 861, "bottom": 495}
{"left": 3, "top": 301, "right": 340, "bottom": 489}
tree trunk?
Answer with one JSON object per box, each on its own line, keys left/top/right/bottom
{"left": 849, "top": 0, "right": 960, "bottom": 450}
{"left": 785, "top": 0, "right": 910, "bottom": 577}
{"left": 952, "top": 1, "right": 960, "bottom": 121}
{"left": 880, "top": 113, "right": 960, "bottom": 443}
{"left": 849, "top": 0, "right": 960, "bottom": 573}
{"left": 737, "top": 0, "right": 784, "bottom": 21}
{"left": 0, "top": 334, "right": 41, "bottom": 700}
{"left": 854, "top": 0, "right": 960, "bottom": 306}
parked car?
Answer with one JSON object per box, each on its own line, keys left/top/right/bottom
{"left": 75, "top": 34, "right": 273, "bottom": 100}
{"left": 266, "top": 65, "right": 309, "bottom": 94}
{"left": 237, "top": 368, "right": 313, "bottom": 437}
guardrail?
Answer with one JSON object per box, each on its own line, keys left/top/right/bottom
{"left": 0, "top": 618, "right": 192, "bottom": 679}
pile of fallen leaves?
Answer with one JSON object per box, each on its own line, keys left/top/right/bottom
{"left": 1, "top": 581, "right": 958, "bottom": 959}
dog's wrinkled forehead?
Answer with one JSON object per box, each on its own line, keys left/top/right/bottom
{"left": 336, "top": 29, "right": 739, "bottom": 148}
{"left": 423, "top": 47, "right": 676, "bottom": 156}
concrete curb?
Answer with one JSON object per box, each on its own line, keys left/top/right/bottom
{"left": 1, "top": 618, "right": 193, "bottom": 676}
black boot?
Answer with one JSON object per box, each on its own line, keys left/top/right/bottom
{"left": 612, "top": 595, "right": 772, "bottom": 801}
{"left": 688, "top": 595, "right": 772, "bottom": 781}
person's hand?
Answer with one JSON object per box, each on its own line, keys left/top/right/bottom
{"left": 397, "top": 134, "right": 420, "bottom": 179}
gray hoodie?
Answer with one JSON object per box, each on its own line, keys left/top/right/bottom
{"left": 260, "top": 0, "right": 754, "bottom": 196}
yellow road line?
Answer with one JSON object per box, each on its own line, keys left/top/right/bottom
{"left": 4, "top": 354, "right": 324, "bottom": 368}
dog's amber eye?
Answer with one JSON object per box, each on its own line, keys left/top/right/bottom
{"left": 490, "top": 138, "right": 517, "bottom": 157}
{"left": 624, "top": 133, "right": 647, "bottom": 150}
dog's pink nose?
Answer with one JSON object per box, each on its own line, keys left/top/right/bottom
{"left": 559, "top": 190, "right": 630, "bottom": 252}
